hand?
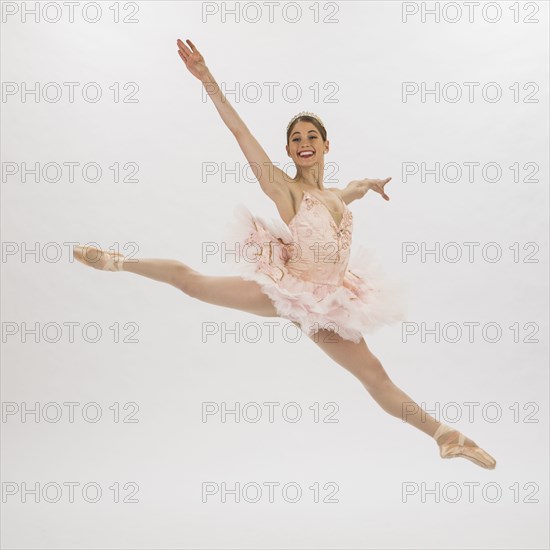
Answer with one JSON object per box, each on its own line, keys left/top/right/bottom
{"left": 361, "top": 177, "right": 392, "bottom": 201}
{"left": 177, "top": 38, "right": 208, "bottom": 79}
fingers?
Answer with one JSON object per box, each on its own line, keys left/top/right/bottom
{"left": 382, "top": 177, "right": 391, "bottom": 200}
{"left": 177, "top": 50, "right": 187, "bottom": 64}
{"left": 176, "top": 38, "right": 192, "bottom": 57}
{"left": 176, "top": 38, "right": 199, "bottom": 56}
{"left": 378, "top": 176, "right": 392, "bottom": 197}
{"left": 364, "top": 176, "right": 391, "bottom": 185}
{"left": 373, "top": 183, "right": 390, "bottom": 201}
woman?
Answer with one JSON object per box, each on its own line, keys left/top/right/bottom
{"left": 73, "top": 38, "right": 496, "bottom": 469}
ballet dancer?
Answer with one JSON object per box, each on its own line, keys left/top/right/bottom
{"left": 73, "top": 38, "right": 496, "bottom": 469}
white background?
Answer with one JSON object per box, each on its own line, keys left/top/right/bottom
{"left": 1, "top": 1, "right": 549, "bottom": 549}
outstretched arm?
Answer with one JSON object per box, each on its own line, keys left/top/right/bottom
{"left": 176, "top": 38, "right": 289, "bottom": 201}
{"left": 177, "top": 38, "right": 245, "bottom": 134}
{"left": 330, "top": 177, "right": 392, "bottom": 205}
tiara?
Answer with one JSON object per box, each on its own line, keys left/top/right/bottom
{"left": 286, "top": 111, "right": 325, "bottom": 132}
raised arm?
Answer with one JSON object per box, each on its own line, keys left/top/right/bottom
{"left": 176, "top": 38, "right": 290, "bottom": 202}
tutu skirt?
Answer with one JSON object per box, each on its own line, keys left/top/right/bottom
{"left": 225, "top": 204, "right": 409, "bottom": 343}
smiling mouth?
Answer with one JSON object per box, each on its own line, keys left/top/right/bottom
{"left": 298, "top": 151, "right": 314, "bottom": 158}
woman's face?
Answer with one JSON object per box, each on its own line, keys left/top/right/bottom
{"left": 286, "top": 120, "right": 328, "bottom": 167}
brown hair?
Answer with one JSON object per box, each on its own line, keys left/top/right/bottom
{"left": 286, "top": 115, "right": 327, "bottom": 145}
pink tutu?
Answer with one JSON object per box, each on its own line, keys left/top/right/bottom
{"left": 224, "top": 197, "right": 409, "bottom": 343}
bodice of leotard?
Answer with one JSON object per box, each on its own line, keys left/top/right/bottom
{"left": 282, "top": 191, "right": 353, "bottom": 286}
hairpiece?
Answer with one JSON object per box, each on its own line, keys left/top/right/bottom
{"left": 286, "top": 111, "right": 325, "bottom": 132}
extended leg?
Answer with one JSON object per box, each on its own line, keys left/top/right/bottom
{"left": 306, "top": 328, "right": 440, "bottom": 437}
{"left": 73, "top": 246, "right": 279, "bottom": 317}
{"left": 307, "top": 328, "right": 496, "bottom": 468}
{"left": 124, "top": 259, "right": 280, "bottom": 317}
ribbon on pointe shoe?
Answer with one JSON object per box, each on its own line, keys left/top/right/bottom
{"left": 433, "top": 423, "right": 497, "bottom": 470}
{"left": 73, "top": 246, "right": 124, "bottom": 271}
{"left": 102, "top": 252, "right": 125, "bottom": 272}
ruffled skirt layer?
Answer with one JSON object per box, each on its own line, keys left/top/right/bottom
{"left": 225, "top": 204, "right": 409, "bottom": 343}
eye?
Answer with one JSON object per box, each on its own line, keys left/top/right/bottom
{"left": 292, "top": 137, "right": 300, "bottom": 142}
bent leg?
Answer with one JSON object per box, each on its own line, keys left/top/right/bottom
{"left": 306, "top": 329, "right": 440, "bottom": 438}
{"left": 122, "top": 258, "right": 279, "bottom": 317}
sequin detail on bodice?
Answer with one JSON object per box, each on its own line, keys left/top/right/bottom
{"left": 282, "top": 191, "right": 353, "bottom": 286}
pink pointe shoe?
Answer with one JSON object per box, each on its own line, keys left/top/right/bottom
{"left": 434, "top": 423, "right": 497, "bottom": 470}
{"left": 73, "top": 245, "right": 125, "bottom": 272}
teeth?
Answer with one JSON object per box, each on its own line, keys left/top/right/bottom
{"left": 299, "top": 151, "right": 314, "bottom": 157}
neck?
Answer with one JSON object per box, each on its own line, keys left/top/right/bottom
{"left": 294, "top": 163, "right": 325, "bottom": 189}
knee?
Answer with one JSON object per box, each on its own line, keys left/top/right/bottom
{"left": 175, "top": 266, "right": 201, "bottom": 297}
{"left": 360, "top": 355, "right": 392, "bottom": 392}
